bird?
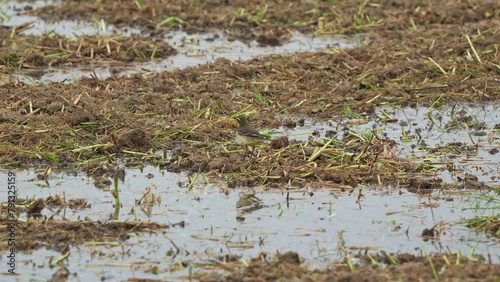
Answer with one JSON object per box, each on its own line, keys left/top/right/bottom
{"left": 236, "top": 115, "right": 270, "bottom": 147}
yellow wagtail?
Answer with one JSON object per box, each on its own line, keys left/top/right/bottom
{"left": 236, "top": 115, "right": 270, "bottom": 147}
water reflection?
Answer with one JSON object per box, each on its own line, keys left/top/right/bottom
{"left": 0, "top": 167, "right": 497, "bottom": 281}
{"left": 236, "top": 193, "right": 264, "bottom": 222}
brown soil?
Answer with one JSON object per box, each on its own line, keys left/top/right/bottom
{"left": 1, "top": 2, "right": 498, "bottom": 187}
{"left": 0, "top": 195, "right": 167, "bottom": 252}
{"left": 1, "top": 219, "right": 166, "bottom": 252}
{"left": 198, "top": 251, "right": 500, "bottom": 282}
{"left": 0, "top": 26, "right": 176, "bottom": 69}
{"left": 0, "top": 0, "right": 499, "bottom": 280}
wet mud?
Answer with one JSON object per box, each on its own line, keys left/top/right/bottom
{"left": 0, "top": 0, "right": 499, "bottom": 280}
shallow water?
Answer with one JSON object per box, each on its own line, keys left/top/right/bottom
{"left": 2, "top": 0, "right": 357, "bottom": 83}
{"left": 36, "top": 31, "right": 356, "bottom": 83}
{"left": 0, "top": 165, "right": 497, "bottom": 281}
{"left": 279, "top": 103, "right": 500, "bottom": 184}
{"left": 3, "top": 0, "right": 111, "bottom": 35}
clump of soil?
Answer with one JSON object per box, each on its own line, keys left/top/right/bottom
{"left": 116, "top": 128, "right": 151, "bottom": 150}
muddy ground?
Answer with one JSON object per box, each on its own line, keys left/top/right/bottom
{"left": 0, "top": 0, "right": 499, "bottom": 281}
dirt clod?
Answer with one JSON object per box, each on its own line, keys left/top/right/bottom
{"left": 116, "top": 128, "right": 151, "bottom": 150}
{"left": 270, "top": 136, "right": 289, "bottom": 149}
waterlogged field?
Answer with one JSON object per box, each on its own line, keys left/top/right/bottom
{"left": 0, "top": 165, "right": 497, "bottom": 281}
{"left": 0, "top": 0, "right": 499, "bottom": 281}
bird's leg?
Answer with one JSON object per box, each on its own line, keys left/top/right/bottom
{"left": 249, "top": 145, "right": 256, "bottom": 156}
{"left": 241, "top": 145, "right": 251, "bottom": 161}
{"left": 255, "top": 147, "right": 261, "bottom": 158}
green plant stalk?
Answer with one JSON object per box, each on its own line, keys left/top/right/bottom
{"left": 187, "top": 174, "right": 198, "bottom": 190}
{"left": 383, "top": 251, "right": 398, "bottom": 265}
{"left": 346, "top": 255, "right": 355, "bottom": 271}
{"left": 425, "top": 95, "right": 445, "bottom": 113}
{"left": 122, "top": 150, "right": 149, "bottom": 156}
{"left": 51, "top": 252, "right": 70, "bottom": 267}
{"left": 114, "top": 174, "right": 120, "bottom": 216}
{"left": 465, "top": 35, "right": 482, "bottom": 65}
{"left": 423, "top": 246, "right": 439, "bottom": 281}
{"left": 428, "top": 57, "right": 448, "bottom": 77}
{"left": 366, "top": 93, "right": 381, "bottom": 104}
{"left": 367, "top": 253, "right": 379, "bottom": 266}
{"left": 308, "top": 137, "right": 334, "bottom": 162}
{"left": 150, "top": 46, "right": 158, "bottom": 60}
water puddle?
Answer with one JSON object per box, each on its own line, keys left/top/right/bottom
{"left": 279, "top": 103, "right": 500, "bottom": 184}
{"left": 36, "top": 31, "right": 356, "bottom": 83}
{"left": 2, "top": 0, "right": 114, "bottom": 36}
{"left": 0, "top": 165, "right": 497, "bottom": 280}
{"left": 2, "top": 0, "right": 358, "bottom": 83}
